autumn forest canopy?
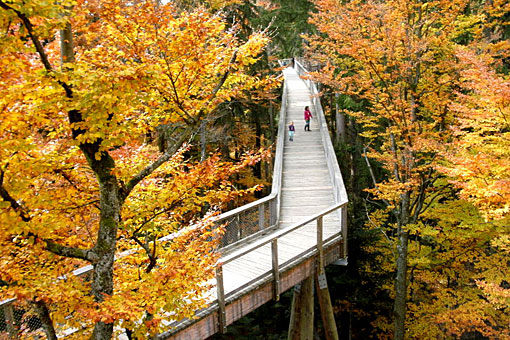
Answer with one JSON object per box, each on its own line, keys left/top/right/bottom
{"left": 0, "top": 0, "right": 509, "bottom": 339}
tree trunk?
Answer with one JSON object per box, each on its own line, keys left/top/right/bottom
{"left": 200, "top": 119, "right": 207, "bottom": 161}
{"left": 335, "top": 93, "right": 346, "bottom": 144}
{"left": 252, "top": 108, "right": 262, "bottom": 180}
{"left": 59, "top": 17, "right": 118, "bottom": 340}
{"left": 268, "top": 99, "right": 275, "bottom": 144}
{"left": 394, "top": 192, "right": 411, "bottom": 340}
{"left": 59, "top": 22, "right": 74, "bottom": 64}
{"left": 348, "top": 118, "right": 358, "bottom": 199}
{"left": 90, "top": 176, "right": 120, "bottom": 340}
{"left": 394, "top": 229, "right": 408, "bottom": 340}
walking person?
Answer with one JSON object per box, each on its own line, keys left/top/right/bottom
{"left": 288, "top": 121, "right": 295, "bottom": 141}
{"left": 304, "top": 106, "right": 312, "bottom": 131}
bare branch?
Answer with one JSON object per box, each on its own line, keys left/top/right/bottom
{"left": 196, "top": 50, "right": 239, "bottom": 118}
{"left": 362, "top": 145, "right": 391, "bottom": 209}
{"left": 364, "top": 200, "right": 396, "bottom": 257}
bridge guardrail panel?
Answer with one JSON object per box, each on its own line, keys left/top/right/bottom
{"left": 217, "top": 76, "right": 287, "bottom": 250}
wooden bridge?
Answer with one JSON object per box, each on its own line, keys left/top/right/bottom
{"left": 158, "top": 61, "right": 348, "bottom": 339}
{"left": 0, "top": 61, "right": 348, "bottom": 340}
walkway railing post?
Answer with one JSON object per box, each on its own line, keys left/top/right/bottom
{"left": 342, "top": 206, "right": 348, "bottom": 259}
{"left": 271, "top": 239, "right": 280, "bottom": 301}
{"left": 270, "top": 199, "right": 277, "bottom": 226}
{"left": 317, "top": 216, "right": 324, "bottom": 271}
{"left": 236, "top": 214, "right": 241, "bottom": 241}
{"left": 258, "top": 204, "right": 265, "bottom": 231}
{"left": 216, "top": 266, "right": 227, "bottom": 334}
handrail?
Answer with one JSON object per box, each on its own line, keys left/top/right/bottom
{"left": 214, "top": 75, "right": 287, "bottom": 250}
{"left": 220, "top": 201, "right": 347, "bottom": 266}
{"left": 213, "top": 200, "right": 347, "bottom": 334}
{"left": 218, "top": 76, "right": 287, "bottom": 224}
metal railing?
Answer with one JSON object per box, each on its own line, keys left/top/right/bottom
{"left": 216, "top": 76, "right": 287, "bottom": 250}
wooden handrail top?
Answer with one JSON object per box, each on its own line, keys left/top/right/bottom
{"left": 214, "top": 192, "right": 276, "bottom": 222}
{"left": 218, "top": 200, "right": 348, "bottom": 266}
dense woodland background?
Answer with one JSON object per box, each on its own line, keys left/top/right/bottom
{"left": 0, "top": 0, "right": 509, "bottom": 339}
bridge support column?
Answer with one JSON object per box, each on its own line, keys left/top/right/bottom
{"left": 288, "top": 271, "right": 339, "bottom": 340}
{"left": 287, "top": 275, "right": 314, "bottom": 340}
{"left": 315, "top": 271, "right": 339, "bottom": 340}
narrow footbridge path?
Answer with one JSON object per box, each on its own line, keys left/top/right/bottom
{"left": 159, "top": 62, "right": 348, "bottom": 339}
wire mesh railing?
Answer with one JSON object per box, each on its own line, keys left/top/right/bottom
{"left": 215, "top": 73, "right": 288, "bottom": 250}
{"left": 0, "top": 300, "right": 47, "bottom": 340}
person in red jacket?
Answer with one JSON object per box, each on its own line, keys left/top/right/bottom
{"left": 304, "top": 106, "right": 313, "bottom": 131}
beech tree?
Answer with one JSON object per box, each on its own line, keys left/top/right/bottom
{"left": 306, "top": 0, "right": 510, "bottom": 338}
{"left": 0, "top": 0, "right": 274, "bottom": 339}
{"left": 306, "top": 0, "right": 469, "bottom": 338}
{"left": 428, "top": 27, "right": 510, "bottom": 338}
{"left": 442, "top": 48, "right": 510, "bottom": 220}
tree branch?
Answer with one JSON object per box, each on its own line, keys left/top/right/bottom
{"left": 362, "top": 145, "right": 391, "bottom": 209}
{"left": 0, "top": 1, "right": 52, "bottom": 71}
{"left": 121, "top": 128, "right": 193, "bottom": 200}
{"left": 1, "top": 170, "right": 97, "bottom": 261}
{"left": 32, "top": 299, "right": 58, "bottom": 340}
{"left": 131, "top": 235, "right": 156, "bottom": 273}
{"left": 0, "top": 1, "right": 74, "bottom": 98}
{"left": 0, "top": 170, "right": 30, "bottom": 222}
{"left": 44, "top": 239, "right": 98, "bottom": 262}
{"left": 1, "top": 1, "right": 119, "bottom": 184}
{"left": 364, "top": 200, "right": 396, "bottom": 255}
{"left": 418, "top": 185, "right": 451, "bottom": 216}
{"left": 196, "top": 50, "right": 239, "bottom": 120}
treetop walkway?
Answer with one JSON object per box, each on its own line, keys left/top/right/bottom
{"left": 158, "top": 60, "right": 348, "bottom": 339}
{"left": 0, "top": 60, "right": 348, "bottom": 340}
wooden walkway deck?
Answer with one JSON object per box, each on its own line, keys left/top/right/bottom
{"left": 280, "top": 68, "right": 340, "bottom": 231}
{"left": 159, "top": 66, "right": 346, "bottom": 340}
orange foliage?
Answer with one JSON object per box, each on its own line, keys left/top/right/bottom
{"left": 0, "top": 0, "right": 272, "bottom": 338}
